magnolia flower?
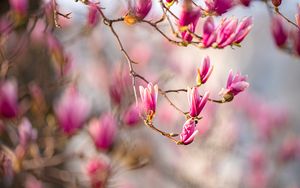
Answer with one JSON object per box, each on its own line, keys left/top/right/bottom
{"left": 123, "top": 104, "right": 141, "bottom": 126}
{"left": 88, "top": 113, "right": 117, "bottom": 150}
{"left": 216, "top": 18, "right": 238, "bottom": 48}
{"left": 54, "top": 87, "right": 90, "bottom": 135}
{"left": 86, "top": 158, "right": 109, "bottom": 188}
{"left": 124, "top": 0, "right": 152, "bottom": 25}
{"left": 197, "top": 56, "right": 213, "bottom": 85}
{"left": 87, "top": 3, "right": 100, "bottom": 28}
{"left": 220, "top": 70, "right": 249, "bottom": 101}
{"left": 205, "top": 0, "right": 233, "bottom": 15}
{"left": 9, "top": 0, "right": 28, "bottom": 16}
{"left": 202, "top": 17, "right": 217, "bottom": 47}
{"left": 0, "top": 80, "right": 18, "bottom": 118}
{"left": 139, "top": 83, "right": 158, "bottom": 121}
{"left": 234, "top": 17, "right": 252, "bottom": 44}
{"left": 180, "top": 118, "right": 198, "bottom": 145}
{"left": 18, "top": 118, "right": 37, "bottom": 148}
{"left": 187, "top": 87, "right": 209, "bottom": 118}
{"left": 271, "top": 15, "right": 288, "bottom": 47}
{"left": 178, "top": 6, "right": 201, "bottom": 43}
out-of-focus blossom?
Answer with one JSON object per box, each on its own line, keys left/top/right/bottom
{"left": 187, "top": 87, "right": 209, "bottom": 118}
{"left": 201, "top": 17, "right": 252, "bottom": 48}
{"left": 271, "top": 15, "right": 288, "bottom": 47}
{"left": 123, "top": 104, "right": 141, "bottom": 126}
{"left": 54, "top": 87, "right": 90, "bottom": 135}
{"left": 216, "top": 18, "right": 238, "bottom": 48}
{"left": 272, "top": 0, "right": 282, "bottom": 7}
{"left": 296, "top": 4, "right": 300, "bottom": 27}
{"left": 165, "top": 0, "right": 177, "bottom": 7}
{"left": 88, "top": 113, "right": 117, "bottom": 150}
{"left": 239, "top": 0, "right": 251, "bottom": 7}
{"left": 124, "top": 0, "right": 152, "bottom": 25}
{"left": 234, "top": 17, "right": 252, "bottom": 44}
{"left": 25, "top": 175, "right": 44, "bottom": 188}
{"left": 18, "top": 118, "right": 37, "bottom": 148}
{"left": 278, "top": 138, "right": 300, "bottom": 162}
{"left": 139, "top": 83, "right": 158, "bottom": 121}
{"left": 205, "top": 0, "right": 233, "bottom": 16}
{"left": 202, "top": 17, "right": 217, "bottom": 47}
{"left": 196, "top": 56, "right": 213, "bottom": 85}
{"left": 179, "top": 118, "right": 198, "bottom": 145}
{"left": 0, "top": 80, "right": 18, "bottom": 118}
{"left": 86, "top": 158, "right": 109, "bottom": 188}
{"left": 87, "top": 3, "right": 100, "bottom": 28}
{"left": 0, "top": 151, "right": 14, "bottom": 185}
{"left": 109, "top": 68, "right": 130, "bottom": 105}
{"left": 9, "top": 0, "right": 28, "bottom": 16}
{"left": 220, "top": 70, "right": 249, "bottom": 101}
{"left": 178, "top": 5, "right": 201, "bottom": 44}
{"left": 292, "top": 29, "right": 300, "bottom": 56}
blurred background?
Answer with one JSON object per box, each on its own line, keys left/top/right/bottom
{"left": 1, "top": 0, "right": 300, "bottom": 187}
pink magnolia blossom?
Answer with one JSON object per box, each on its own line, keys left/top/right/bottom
{"left": 271, "top": 15, "right": 288, "bottom": 47}
{"left": 54, "top": 87, "right": 90, "bottom": 135}
{"left": 18, "top": 118, "right": 37, "bottom": 148}
{"left": 216, "top": 17, "right": 238, "bottom": 48}
{"left": 9, "top": 0, "right": 28, "bottom": 16}
{"left": 0, "top": 80, "right": 18, "bottom": 118}
{"left": 123, "top": 104, "right": 141, "bottom": 126}
{"left": 139, "top": 83, "right": 158, "bottom": 121}
{"left": 197, "top": 56, "right": 213, "bottom": 85}
{"left": 234, "top": 17, "right": 252, "bottom": 44}
{"left": 205, "top": 0, "right": 233, "bottom": 15}
{"left": 202, "top": 17, "right": 217, "bottom": 47}
{"left": 88, "top": 113, "right": 117, "bottom": 150}
{"left": 180, "top": 118, "right": 198, "bottom": 145}
{"left": 87, "top": 3, "right": 100, "bottom": 28}
{"left": 124, "top": 0, "right": 152, "bottom": 25}
{"left": 178, "top": 7, "right": 201, "bottom": 43}
{"left": 278, "top": 138, "right": 300, "bottom": 162}
{"left": 220, "top": 70, "right": 249, "bottom": 100}
{"left": 86, "top": 158, "right": 109, "bottom": 188}
{"left": 187, "top": 87, "right": 209, "bottom": 118}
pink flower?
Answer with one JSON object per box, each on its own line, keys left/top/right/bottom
{"left": 205, "top": 0, "right": 233, "bottom": 15}
{"left": 197, "top": 56, "right": 213, "bottom": 85}
{"left": 180, "top": 118, "right": 198, "bottom": 145}
{"left": 87, "top": 3, "right": 100, "bottom": 28}
{"left": 9, "top": 0, "right": 28, "bottom": 16}
{"left": 18, "top": 118, "right": 37, "bottom": 148}
{"left": 271, "top": 15, "right": 288, "bottom": 47}
{"left": 54, "top": 87, "right": 90, "bottom": 135}
{"left": 139, "top": 83, "right": 158, "bottom": 121}
{"left": 279, "top": 138, "right": 300, "bottom": 162}
{"left": 123, "top": 104, "right": 141, "bottom": 126}
{"left": 293, "top": 30, "right": 300, "bottom": 56}
{"left": 239, "top": 0, "right": 251, "bottom": 7}
{"left": 86, "top": 158, "right": 109, "bottom": 188}
{"left": 234, "top": 17, "right": 252, "bottom": 44}
{"left": 202, "top": 17, "right": 217, "bottom": 47}
{"left": 178, "top": 7, "right": 201, "bottom": 43}
{"left": 0, "top": 80, "right": 18, "bottom": 118}
{"left": 187, "top": 87, "right": 209, "bottom": 118}
{"left": 124, "top": 0, "right": 152, "bottom": 25}
{"left": 88, "top": 113, "right": 117, "bottom": 150}
{"left": 216, "top": 18, "right": 238, "bottom": 48}
{"left": 221, "top": 70, "right": 249, "bottom": 100}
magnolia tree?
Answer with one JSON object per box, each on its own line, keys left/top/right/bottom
{"left": 0, "top": 0, "right": 300, "bottom": 187}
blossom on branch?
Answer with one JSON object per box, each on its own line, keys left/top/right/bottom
{"left": 165, "top": 0, "right": 177, "bottom": 7}
{"left": 179, "top": 118, "right": 198, "bottom": 145}
{"left": 124, "top": 0, "right": 152, "bottom": 25}
{"left": 139, "top": 83, "right": 158, "bottom": 121}
{"left": 187, "top": 87, "right": 209, "bottom": 118}
{"left": 0, "top": 80, "right": 18, "bottom": 118}
{"left": 196, "top": 56, "right": 213, "bottom": 85}
{"left": 271, "top": 15, "right": 288, "bottom": 47}
{"left": 204, "top": 0, "right": 233, "bottom": 16}
{"left": 18, "top": 118, "right": 37, "bottom": 148}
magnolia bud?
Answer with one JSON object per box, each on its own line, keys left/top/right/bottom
{"left": 272, "top": 0, "right": 282, "bottom": 7}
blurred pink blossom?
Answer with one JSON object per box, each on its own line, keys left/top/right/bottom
{"left": 123, "top": 104, "right": 141, "bottom": 126}
{"left": 18, "top": 118, "right": 37, "bottom": 148}
{"left": 0, "top": 80, "right": 18, "bottom": 118}
{"left": 88, "top": 113, "right": 117, "bottom": 150}
{"left": 54, "top": 87, "right": 90, "bottom": 135}
{"left": 9, "top": 0, "right": 28, "bottom": 16}
{"left": 187, "top": 87, "right": 209, "bottom": 118}
{"left": 87, "top": 3, "right": 100, "bottom": 28}
{"left": 86, "top": 158, "right": 109, "bottom": 188}
{"left": 205, "top": 0, "right": 233, "bottom": 15}
{"left": 278, "top": 138, "right": 300, "bottom": 162}
{"left": 180, "top": 118, "right": 198, "bottom": 145}
{"left": 271, "top": 15, "right": 288, "bottom": 47}
{"left": 197, "top": 56, "right": 213, "bottom": 85}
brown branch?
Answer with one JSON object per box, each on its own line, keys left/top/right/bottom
{"left": 275, "top": 8, "right": 300, "bottom": 30}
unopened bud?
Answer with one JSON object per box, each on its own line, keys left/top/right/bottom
{"left": 272, "top": 0, "right": 282, "bottom": 7}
